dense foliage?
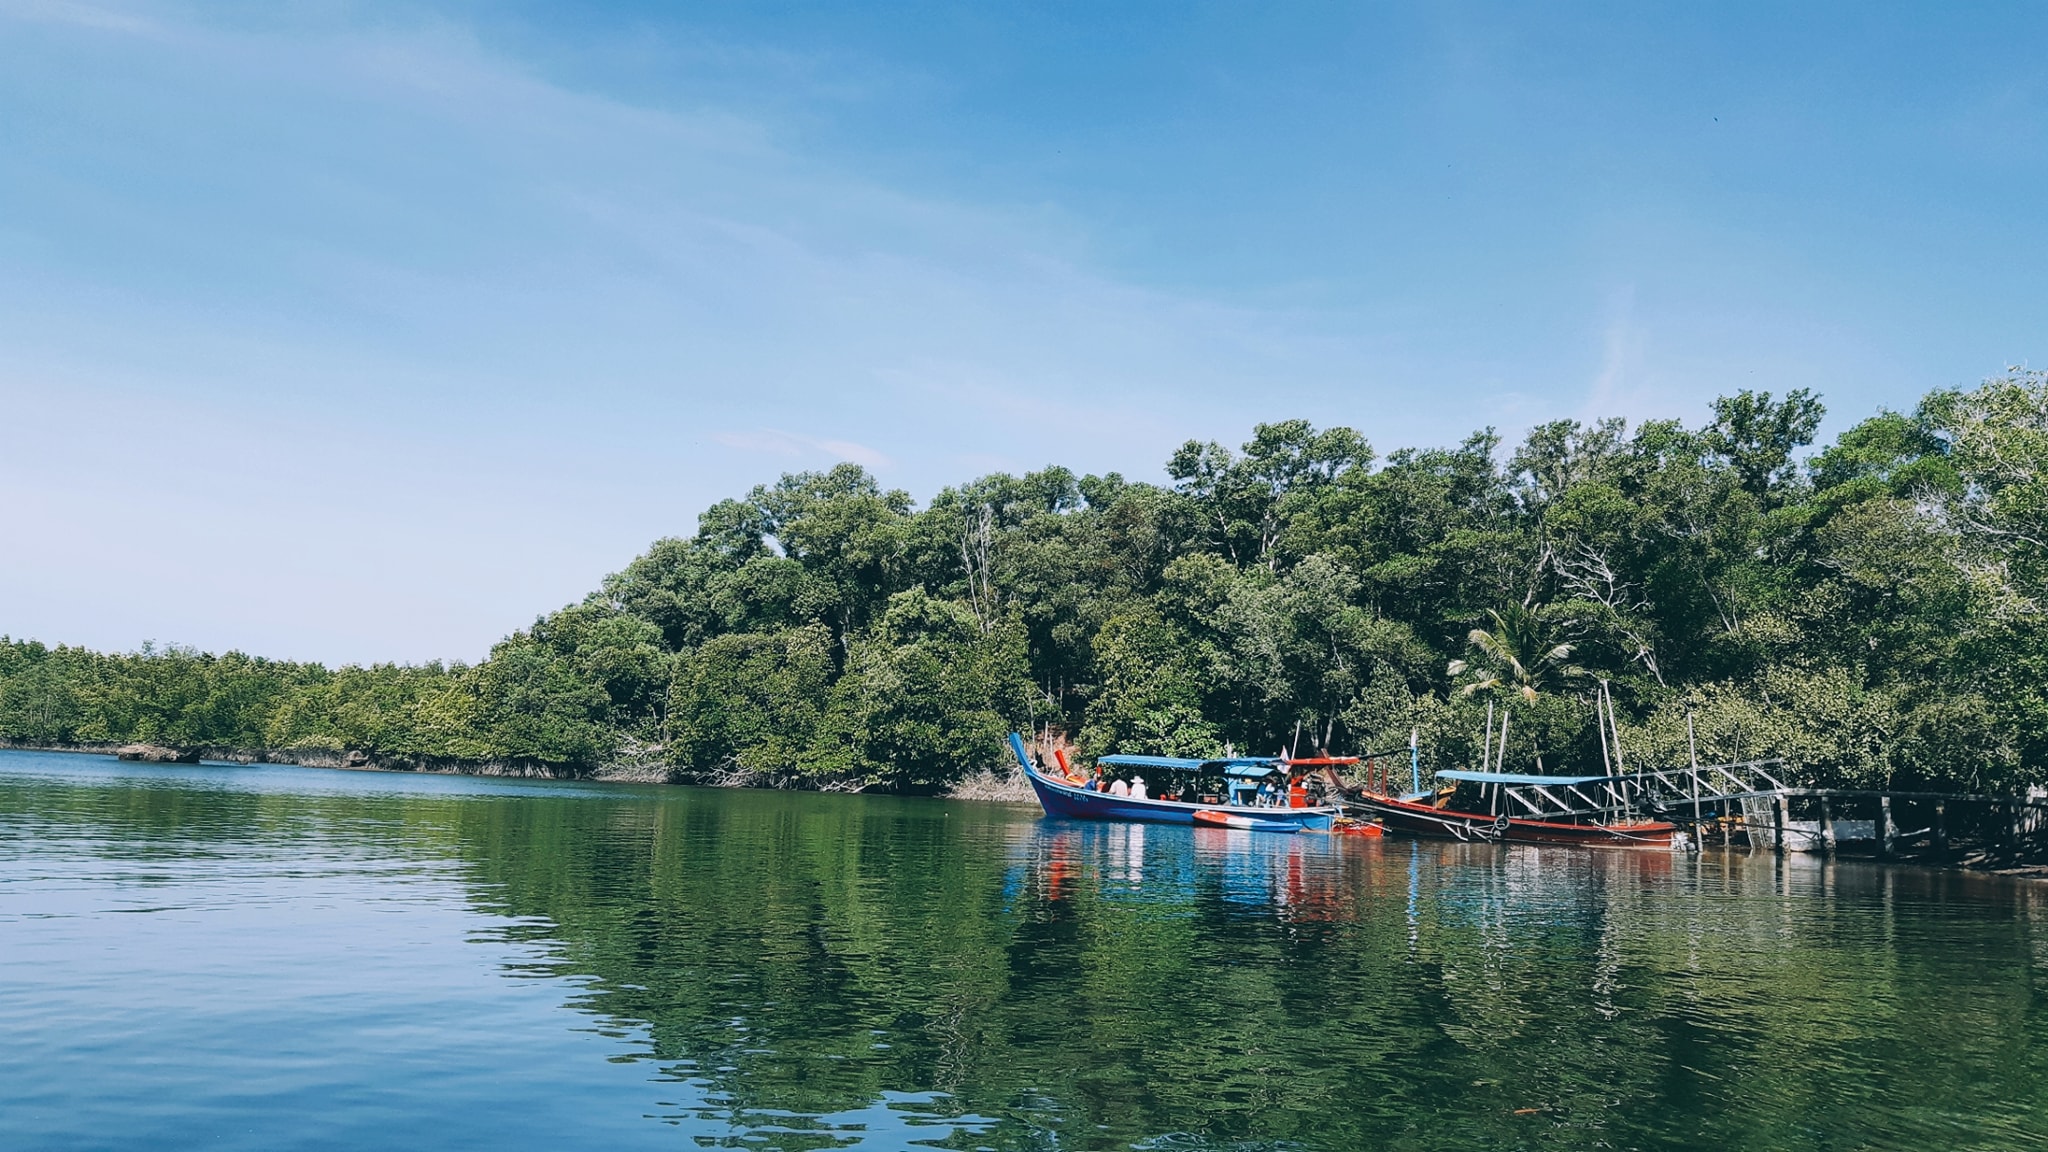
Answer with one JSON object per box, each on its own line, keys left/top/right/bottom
{"left": 6, "top": 372, "right": 2047, "bottom": 792}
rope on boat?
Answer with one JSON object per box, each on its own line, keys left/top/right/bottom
{"left": 1388, "top": 804, "right": 1509, "bottom": 842}
{"left": 1591, "top": 825, "right": 1673, "bottom": 844}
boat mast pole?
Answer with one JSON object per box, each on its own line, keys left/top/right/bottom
{"left": 1596, "top": 682, "right": 1613, "bottom": 777}
{"left": 1605, "top": 682, "right": 1626, "bottom": 774}
{"left": 1605, "top": 681, "right": 1631, "bottom": 821}
{"left": 1409, "top": 728, "right": 1420, "bottom": 796}
{"left": 1482, "top": 700, "right": 1495, "bottom": 774}
{"left": 1687, "top": 711, "right": 1702, "bottom": 833}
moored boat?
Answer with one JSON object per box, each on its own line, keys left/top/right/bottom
{"left": 1306, "top": 734, "right": 1679, "bottom": 848}
{"left": 1007, "top": 734, "right": 1341, "bottom": 833}
{"left": 1337, "top": 769, "right": 1678, "bottom": 848}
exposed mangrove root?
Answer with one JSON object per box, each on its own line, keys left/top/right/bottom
{"left": 943, "top": 764, "right": 1034, "bottom": 802}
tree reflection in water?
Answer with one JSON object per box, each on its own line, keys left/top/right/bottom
{"left": 451, "top": 787, "right": 2048, "bottom": 1151}
{"left": 11, "top": 757, "right": 2043, "bottom": 1152}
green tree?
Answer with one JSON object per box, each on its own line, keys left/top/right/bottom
{"left": 830, "top": 589, "right": 1029, "bottom": 792}
{"left": 1448, "top": 605, "right": 1583, "bottom": 705}
{"left": 1169, "top": 420, "right": 1372, "bottom": 571}
{"left": 669, "top": 625, "right": 840, "bottom": 779}
{"left": 1080, "top": 608, "right": 1219, "bottom": 758}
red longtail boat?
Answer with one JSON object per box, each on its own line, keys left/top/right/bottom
{"left": 1344, "top": 784, "right": 1677, "bottom": 847}
{"left": 1321, "top": 749, "right": 1677, "bottom": 848}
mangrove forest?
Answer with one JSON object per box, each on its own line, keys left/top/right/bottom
{"left": 5, "top": 372, "right": 2047, "bottom": 795}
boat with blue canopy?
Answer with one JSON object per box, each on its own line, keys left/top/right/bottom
{"left": 1008, "top": 734, "right": 1343, "bottom": 833}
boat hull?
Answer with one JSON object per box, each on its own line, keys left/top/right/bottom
{"left": 1346, "top": 792, "right": 1676, "bottom": 848}
{"left": 1023, "top": 765, "right": 1338, "bottom": 832}
{"left": 1192, "top": 810, "right": 1301, "bottom": 833}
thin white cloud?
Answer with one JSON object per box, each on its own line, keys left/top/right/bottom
{"left": 0, "top": 0, "right": 153, "bottom": 34}
{"left": 813, "top": 438, "right": 891, "bottom": 470}
{"left": 1582, "top": 285, "right": 1650, "bottom": 425}
{"left": 712, "top": 430, "right": 892, "bottom": 470}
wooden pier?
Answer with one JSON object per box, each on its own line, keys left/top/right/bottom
{"left": 1434, "top": 758, "right": 2048, "bottom": 865}
{"left": 1729, "top": 788, "right": 2048, "bottom": 865}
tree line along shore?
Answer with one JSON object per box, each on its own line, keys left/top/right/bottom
{"left": 4, "top": 373, "right": 2045, "bottom": 797}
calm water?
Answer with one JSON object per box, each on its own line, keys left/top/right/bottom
{"left": 5, "top": 751, "right": 2048, "bottom": 1150}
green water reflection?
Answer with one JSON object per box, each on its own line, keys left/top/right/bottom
{"left": 444, "top": 785, "right": 2048, "bottom": 1150}
{"left": 10, "top": 757, "right": 2048, "bottom": 1151}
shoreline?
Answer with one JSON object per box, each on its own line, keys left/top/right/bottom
{"left": 9, "top": 743, "right": 2037, "bottom": 869}
{"left": 5, "top": 742, "right": 2043, "bottom": 871}
{"left": 0, "top": 740, "right": 1038, "bottom": 803}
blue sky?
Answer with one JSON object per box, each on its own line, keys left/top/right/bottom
{"left": 2, "top": 0, "right": 2043, "bottom": 664}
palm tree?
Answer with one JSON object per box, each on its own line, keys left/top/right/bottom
{"left": 1448, "top": 605, "right": 1583, "bottom": 703}
{"left": 1449, "top": 606, "right": 1586, "bottom": 774}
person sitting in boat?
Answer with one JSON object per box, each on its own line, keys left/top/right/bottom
{"left": 1108, "top": 777, "right": 1131, "bottom": 797}
{"left": 1128, "top": 776, "right": 1149, "bottom": 800}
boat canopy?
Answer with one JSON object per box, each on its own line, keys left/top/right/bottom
{"left": 1435, "top": 769, "right": 1608, "bottom": 787}
{"left": 1097, "top": 754, "right": 1283, "bottom": 775}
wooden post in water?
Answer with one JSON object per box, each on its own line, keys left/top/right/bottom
{"left": 1934, "top": 800, "right": 1949, "bottom": 862}
{"left": 1877, "top": 795, "right": 1896, "bottom": 861}
{"left": 1819, "top": 795, "right": 1837, "bottom": 855}
{"left": 1773, "top": 792, "right": 1788, "bottom": 855}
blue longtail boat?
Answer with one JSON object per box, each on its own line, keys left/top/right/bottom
{"left": 1007, "top": 733, "right": 1340, "bottom": 832}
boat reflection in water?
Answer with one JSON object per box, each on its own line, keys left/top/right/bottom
{"left": 1008, "top": 815, "right": 1384, "bottom": 926}
{"left": 1007, "top": 814, "right": 1697, "bottom": 936}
